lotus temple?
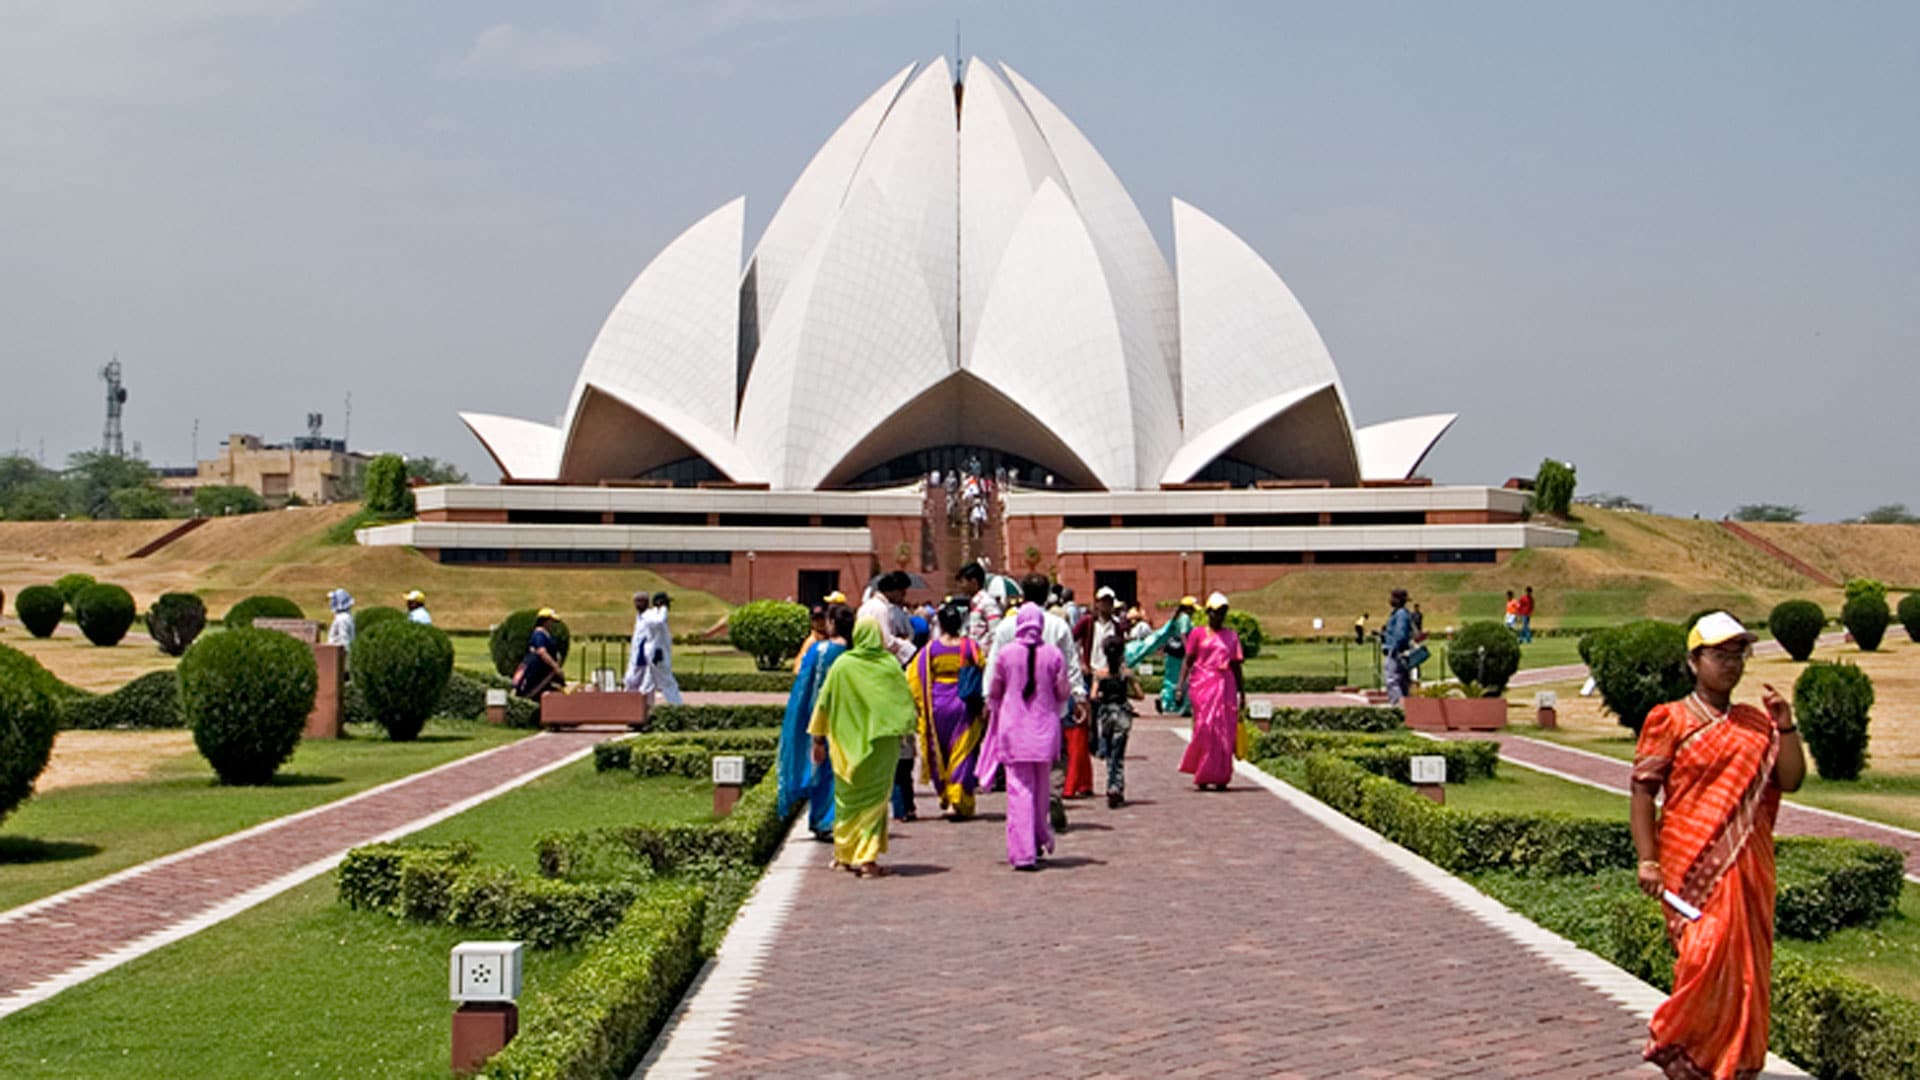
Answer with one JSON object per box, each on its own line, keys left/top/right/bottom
{"left": 359, "top": 57, "right": 1573, "bottom": 604}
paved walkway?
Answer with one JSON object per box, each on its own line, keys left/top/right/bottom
{"left": 1508, "top": 632, "right": 1850, "bottom": 689}
{"left": 644, "top": 726, "right": 1719, "bottom": 1078}
{"left": 0, "top": 729, "right": 604, "bottom": 1019}
{"left": 1486, "top": 734, "right": 1920, "bottom": 880}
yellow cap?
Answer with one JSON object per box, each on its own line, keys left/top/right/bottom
{"left": 404, "top": 590, "right": 426, "bottom": 603}
{"left": 1180, "top": 595, "right": 1199, "bottom": 609}
{"left": 536, "top": 607, "right": 557, "bottom": 620}
{"left": 823, "top": 590, "right": 847, "bottom": 604}
{"left": 1688, "top": 612, "right": 1756, "bottom": 651}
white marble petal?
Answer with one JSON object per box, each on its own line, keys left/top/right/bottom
{"left": 1356, "top": 414, "right": 1458, "bottom": 480}
{"left": 1159, "top": 383, "right": 1359, "bottom": 485}
{"left": 957, "top": 58, "right": 1067, "bottom": 364}
{"left": 458, "top": 412, "right": 561, "bottom": 481}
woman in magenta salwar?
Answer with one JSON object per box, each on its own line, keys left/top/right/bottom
{"left": 1176, "top": 592, "right": 1246, "bottom": 791}
{"left": 976, "top": 605, "right": 1069, "bottom": 870}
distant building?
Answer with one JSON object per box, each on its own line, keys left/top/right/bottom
{"left": 158, "top": 433, "right": 368, "bottom": 505}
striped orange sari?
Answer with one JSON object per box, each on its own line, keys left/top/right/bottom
{"left": 1632, "top": 696, "right": 1781, "bottom": 1080}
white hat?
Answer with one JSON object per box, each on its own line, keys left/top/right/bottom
{"left": 1205, "top": 591, "right": 1230, "bottom": 610}
{"left": 1095, "top": 586, "right": 1118, "bottom": 601}
{"left": 1688, "top": 612, "right": 1758, "bottom": 651}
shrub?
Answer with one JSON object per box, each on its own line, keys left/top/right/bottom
{"left": 446, "top": 867, "right": 640, "bottom": 949}
{"left": 224, "top": 594, "right": 305, "bottom": 629}
{"left": 61, "top": 670, "right": 181, "bottom": 729}
{"left": 1794, "top": 661, "right": 1875, "bottom": 781}
{"left": 1771, "top": 953, "right": 1920, "bottom": 1080}
{"left": 146, "top": 592, "right": 208, "bottom": 656}
{"left": 53, "top": 573, "right": 96, "bottom": 611}
{"left": 1533, "top": 458, "right": 1577, "bottom": 517}
{"left": 647, "top": 703, "right": 788, "bottom": 732}
{"left": 438, "top": 669, "right": 502, "bottom": 720}
{"left": 1222, "top": 610, "right": 1264, "bottom": 658}
{"left": 355, "top": 605, "right": 406, "bottom": 634}
{"left": 538, "top": 774, "right": 790, "bottom": 878}
{"left": 1268, "top": 705, "right": 1405, "bottom": 733}
{"left": 73, "top": 583, "right": 135, "bottom": 646}
{"left": 15, "top": 584, "right": 65, "bottom": 637}
{"left": 1774, "top": 836, "right": 1906, "bottom": 939}
{"left": 1844, "top": 577, "right": 1889, "bottom": 607}
{"left": 1841, "top": 593, "right": 1891, "bottom": 652}
{"left": 338, "top": 841, "right": 477, "bottom": 914}
{"left": 1900, "top": 592, "right": 1920, "bottom": 643}
{"left": 1445, "top": 622, "right": 1520, "bottom": 694}
{"left": 0, "top": 645, "right": 62, "bottom": 825}
{"left": 1767, "top": 599, "right": 1826, "bottom": 662}
{"left": 675, "top": 671, "right": 795, "bottom": 693}
{"left": 362, "top": 453, "right": 415, "bottom": 516}
{"left": 193, "top": 485, "right": 266, "bottom": 516}
{"left": 474, "top": 884, "right": 706, "bottom": 1080}
{"left": 1255, "top": 730, "right": 1497, "bottom": 783}
{"left": 488, "top": 610, "right": 571, "bottom": 678}
{"left": 351, "top": 621, "right": 453, "bottom": 741}
{"left": 727, "top": 600, "right": 811, "bottom": 671}
{"left": 593, "top": 730, "right": 781, "bottom": 773}
{"left": 1587, "top": 620, "right": 1692, "bottom": 734}
{"left": 179, "top": 628, "right": 317, "bottom": 784}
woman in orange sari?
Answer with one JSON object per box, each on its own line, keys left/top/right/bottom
{"left": 1630, "top": 612, "right": 1805, "bottom": 1080}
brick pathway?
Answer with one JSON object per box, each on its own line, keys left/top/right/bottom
{"left": 1486, "top": 735, "right": 1920, "bottom": 878}
{"left": 0, "top": 729, "right": 603, "bottom": 1018}
{"left": 671, "top": 726, "right": 1667, "bottom": 1078}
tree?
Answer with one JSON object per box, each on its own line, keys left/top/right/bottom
{"left": 405, "top": 456, "right": 469, "bottom": 486}
{"left": 1860, "top": 504, "right": 1920, "bottom": 525}
{"left": 362, "top": 453, "right": 414, "bottom": 516}
{"left": 0, "top": 454, "right": 51, "bottom": 508}
{"left": 4, "top": 479, "right": 68, "bottom": 521}
{"left": 194, "top": 485, "right": 267, "bottom": 517}
{"left": 110, "top": 485, "right": 175, "bottom": 519}
{"left": 1731, "top": 503, "right": 1803, "bottom": 523}
{"left": 1532, "top": 459, "right": 1576, "bottom": 517}
{"left": 63, "top": 451, "right": 156, "bottom": 519}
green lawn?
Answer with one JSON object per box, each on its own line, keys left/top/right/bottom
{"left": 0, "top": 763, "right": 717, "bottom": 1079}
{"left": 1781, "top": 882, "right": 1920, "bottom": 1003}
{"left": 0, "top": 721, "right": 527, "bottom": 911}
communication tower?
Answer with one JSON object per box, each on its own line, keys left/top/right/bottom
{"left": 100, "top": 358, "right": 128, "bottom": 457}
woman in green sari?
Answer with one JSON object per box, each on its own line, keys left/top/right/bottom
{"left": 810, "top": 617, "right": 918, "bottom": 877}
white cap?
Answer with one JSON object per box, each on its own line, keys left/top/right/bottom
{"left": 1688, "top": 612, "right": 1758, "bottom": 651}
{"left": 1095, "top": 586, "right": 1118, "bottom": 601}
{"left": 1205, "top": 591, "right": 1230, "bottom": 610}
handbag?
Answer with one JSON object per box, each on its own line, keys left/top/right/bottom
{"left": 1235, "top": 717, "right": 1255, "bottom": 760}
{"left": 1405, "top": 645, "right": 1432, "bottom": 669}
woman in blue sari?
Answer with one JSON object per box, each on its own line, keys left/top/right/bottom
{"left": 778, "top": 603, "right": 854, "bottom": 841}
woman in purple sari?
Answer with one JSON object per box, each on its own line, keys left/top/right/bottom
{"left": 1176, "top": 592, "right": 1246, "bottom": 791}
{"left": 908, "top": 600, "right": 987, "bottom": 819}
{"left": 977, "top": 605, "right": 1070, "bottom": 870}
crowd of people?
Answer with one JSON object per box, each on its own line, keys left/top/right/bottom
{"left": 774, "top": 564, "right": 1255, "bottom": 878}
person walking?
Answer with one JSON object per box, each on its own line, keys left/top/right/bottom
{"left": 513, "top": 608, "right": 566, "bottom": 704}
{"left": 956, "top": 561, "right": 1005, "bottom": 654}
{"left": 860, "top": 571, "right": 921, "bottom": 821}
{"left": 1632, "top": 613, "right": 1805, "bottom": 1079}
{"left": 405, "top": 590, "right": 433, "bottom": 625}
{"left": 1176, "top": 593, "right": 1246, "bottom": 791}
{"left": 622, "top": 592, "right": 651, "bottom": 691}
{"left": 909, "top": 600, "right": 987, "bottom": 819}
{"left": 1516, "top": 585, "right": 1536, "bottom": 644}
{"left": 1503, "top": 589, "right": 1518, "bottom": 631}
{"left": 1068, "top": 586, "right": 1128, "bottom": 792}
{"left": 1127, "top": 596, "right": 1196, "bottom": 716}
{"left": 991, "top": 573, "right": 1087, "bottom": 831}
{"left": 1094, "top": 635, "right": 1143, "bottom": 808}
{"left": 326, "top": 589, "right": 356, "bottom": 651}
{"left": 1380, "top": 588, "right": 1415, "bottom": 705}
{"left": 638, "top": 592, "right": 682, "bottom": 706}
{"left": 780, "top": 604, "right": 852, "bottom": 842}
{"left": 809, "top": 616, "right": 917, "bottom": 878}
{"left": 791, "top": 602, "right": 828, "bottom": 674}
{"left": 976, "top": 605, "right": 1069, "bottom": 870}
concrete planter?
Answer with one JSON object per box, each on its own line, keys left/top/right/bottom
{"left": 1444, "top": 698, "right": 1508, "bottom": 731}
{"left": 1402, "top": 697, "right": 1449, "bottom": 732}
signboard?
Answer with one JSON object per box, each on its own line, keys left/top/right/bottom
{"left": 254, "top": 618, "right": 318, "bottom": 643}
{"left": 450, "top": 941, "right": 523, "bottom": 1003}
{"left": 1247, "top": 700, "right": 1274, "bottom": 721}
{"left": 712, "top": 755, "right": 746, "bottom": 785}
{"left": 1535, "top": 691, "right": 1558, "bottom": 710}
{"left": 485, "top": 689, "right": 509, "bottom": 708}
{"left": 1408, "top": 755, "right": 1447, "bottom": 785}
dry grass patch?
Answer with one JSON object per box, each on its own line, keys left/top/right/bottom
{"left": 1746, "top": 522, "right": 1920, "bottom": 586}
{"left": 0, "top": 623, "right": 179, "bottom": 691}
{"left": 37, "top": 731, "right": 197, "bottom": 791}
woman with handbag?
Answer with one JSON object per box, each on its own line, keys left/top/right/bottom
{"left": 909, "top": 600, "right": 988, "bottom": 820}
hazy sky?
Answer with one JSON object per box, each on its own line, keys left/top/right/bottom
{"left": 3, "top": 1, "right": 1914, "bottom": 520}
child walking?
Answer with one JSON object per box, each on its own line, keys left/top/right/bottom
{"left": 1094, "top": 636, "right": 1144, "bottom": 807}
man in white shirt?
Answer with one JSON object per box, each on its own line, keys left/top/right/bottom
{"left": 860, "top": 570, "right": 921, "bottom": 819}
{"left": 622, "top": 592, "right": 650, "bottom": 692}
{"left": 991, "top": 573, "right": 1088, "bottom": 831}
{"left": 638, "top": 592, "right": 682, "bottom": 706}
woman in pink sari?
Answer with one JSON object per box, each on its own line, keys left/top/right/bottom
{"left": 976, "top": 605, "right": 1069, "bottom": 871}
{"left": 1176, "top": 592, "right": 1246, "bottom": 791}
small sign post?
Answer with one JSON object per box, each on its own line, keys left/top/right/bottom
{"left": 1409, "top": 754, "right": 1447, "bottom": 804}
{"left": 485, "top": 688, "right": 509, "bottom": 726}
{"left": 713, "top": 755, "right": 746, "bottom": 818}
{"left": 450, "top": 941, "right": 523, "bottom": 1074}
{"left": 1535, "top": 690, "right": 1558, "bottom": 730}
{"left": 1247, "top": 698, "right": 1274, "bottom": 732}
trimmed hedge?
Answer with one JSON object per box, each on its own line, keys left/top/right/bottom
{"left": 593, "top": 730, "right": 781, "bottom": 773}
{"left": 1265, "top": 705, "right": 1404, "bottom": 733}
{"left": 1446, "top": 621, "right": 1521, "bottom": 694}
{"left": 538, "top": 774, "right": 789, "bottom": 879}
{"left": 1842, "top": 594, "right": 1892, "bottom": 652}
{"left": 355, "top": 605, "right": 407, "bottom": 634}
{"left": 1587, "top": 619, "right": 1692, "bottom": 734}
{"left": 489, "top": 610, "right": 572, "bottom": 678}
{"left": 61, "top": 670, "right": 181, "bottom": 729}
{"left": 1794, "top": 661, "right": 1875, "bottom": 781}
{"left": 1768, "top": 599, "right": 1826, "bottom": 662}
{"left": 15, "top": 584, "right": 64, "bottom": 638}
{"left": 337, "top": 841, "right": 638, "bottom": 948}
{"left": 728, "top": 599, "right": 810, "bottom": 671}
{"left": 339, "top": 841, "right": 476, "bottom": 915}
{"left": 74, "top": 583, "right": 135, "bottom": 646}
{"left": 647, "top": 703, "right": 787, "bottom": 732}
{"left": 53, "top": 573, "right": 96, "bottom": 610}
{"left": 1773, "top": 836, "right": 1906, "bottom": 940}
{"left": 350, "top": 620, "right": 454, "bottom": 741}
{"left": 0, "top": 644, "right": 62, "bottom": 825}
{"left": 1899, "top": 592, "right": 1920, "bottom": 643}
{"left": 179, "top": 627, "right": 317, "bottom": 785}
{"left": 1254, "top": 730, "right": 1499, "bottom": 784}
{"left": 674, "top": 671, "right": 794, "bottom": 693}
{"left": 438, "top": 669, "right": 498, "bottom": 720}
{"left": 146, "top": 592, "right": 208, "bottom": 656}
{"left": 474, "top": 884, "right": 707, "bottom": 1080}
{"left": 224, "top": 594, "right": 305, "bottom": 629}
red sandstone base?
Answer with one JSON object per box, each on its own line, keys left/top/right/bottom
{"left": 452, "top": 1002, "right": 518, "bottom": 1074}
{"left": 539, "top": 691, "right": 650, "bottom": 730}
{"left": 306, "top": 644, "right": 344, "bottom": 739}
{"left": 714, "top": 783, "right": 743, "bottom": 818}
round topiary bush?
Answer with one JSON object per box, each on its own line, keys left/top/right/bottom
{"left": 728, "top": 600, "right": 811, "bottom": 671}
{"left": 146, "top": 593, "right": 208, "bottom": 656}
{"left": 1446, "top": 621, "right": 1521, "bottom": 694}
{"left": 74, "top": 583, "right": 136, "bottom": 647}
{"left": 355, "top": 605, "right": 406, "bottom": 634}
{"left": 1768, "top": 600, "right": 1827, "bottom": 662}
{"left": 488, "top": 610, "right": 570, "bottom": 678}
{"left": 0, "top": 644, "right": 62, "bottom": 826}
{"left": 1223, "top": 610, "right": 1265, "bottom": 659}
{"left": 1794, "top": 660, "right": 1874, "bottom": 781}
{"left": 225, "top": 594, "right": 305, "bottom": 630}
{"left": 53, "top": 573, "right": 97, "bottom": 611}
{"left": 350, "top": 620, "right": 454, "bottom": 741}
{"left": 1588, "top": 619, "right": 1692, "bottom": 734}
{"left": 15, "top": 585, "right": 65, "bottom": 638}
{"left": 179, "top": 628, "right": 317, "bottom": 785}
{"left": 1841, "top": 594, "right": 1891, "bottom": 653}
{"left": 1899, "top": 592, "right": 1920, "bottom": 644}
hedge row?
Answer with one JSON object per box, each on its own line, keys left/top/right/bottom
{"left": 1253, "top": 729, "right": 1497, "bottom": 783}
{"left": 1473, "top": 870, "right": 1920, "bottom": 1079}
{"left": 673, "top": 671, "right": 795, "bottom": 693}
{"left": 593, "top": 730, "right": 781, "bottom": 773}
{"left": 60, "top": 670, "right": 181, "bottom": 729}
{"left": 1266, "top": 706, "right": 1404, "bottom": 733}
{"left": 538, "top": 773, "right": 789, "bottom": 880}
{"left": 337, "top": 841, "right": 640, "bottom": 949}
{"left": 475, "top": 884, "right": 707, "bottom": 1080}
{"left": 646, "top": 703, "right": 787, "bottom": 732}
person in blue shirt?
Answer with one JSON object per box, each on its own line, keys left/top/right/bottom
{"left": 1380, "top": 588, "right": 1415, "bottom": 705}
{"left": 405, "top": 589, "right": 433, "bottom": 625}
